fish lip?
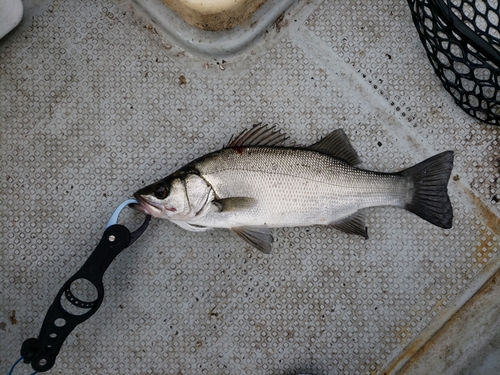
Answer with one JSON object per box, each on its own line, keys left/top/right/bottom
{"left": 131, "top": 193, "right": 162, "bottom": 216}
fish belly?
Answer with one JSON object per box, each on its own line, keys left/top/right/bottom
{"left": 189, "top": 147, "right": 410, "bottom": 228}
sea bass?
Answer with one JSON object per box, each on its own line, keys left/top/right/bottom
{"left": 132, "top": 125, "right": 454, "bottom": 253}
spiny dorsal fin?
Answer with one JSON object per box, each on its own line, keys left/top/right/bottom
{"left": 308, "top": 129, "right": 361, "bottom": 165}
{"left": 212, "top": 197, "right": 256, "bottom": 212}
{"left": 231, "top": 226, "right": 273, "bottom": 254}
{"left": 227, "top": 123, "right": 289, "bottom": 148}
{"left": 330, "top": 211, "right": 368, "bottom": 239}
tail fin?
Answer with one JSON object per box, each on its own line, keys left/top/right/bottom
{"left": 401, "top": 151, "right": 454, "bottom": 229}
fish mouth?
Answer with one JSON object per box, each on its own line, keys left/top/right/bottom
{"left": 130, "top": 193, "right": 162, "bottom": 216}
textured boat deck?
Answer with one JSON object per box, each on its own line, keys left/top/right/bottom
{"left": 1, "top": 0, "right": 499, "bottom": 374}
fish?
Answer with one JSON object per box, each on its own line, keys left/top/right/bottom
{"left": 132, "top": 124, "right": 454, "bottom": 253}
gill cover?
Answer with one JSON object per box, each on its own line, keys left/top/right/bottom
{"left": 134, "top": 172, "right": 213, "bottom": 221}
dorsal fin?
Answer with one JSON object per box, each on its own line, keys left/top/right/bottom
{"left": 227, "top": 123, "right": 289, "bottom": 148}
{"left": 308, "top": 129, "right": 361, "bottom": 165}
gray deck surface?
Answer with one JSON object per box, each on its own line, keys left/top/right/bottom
{"left": 1, "top": 0, "right": 499, "bottom": 374}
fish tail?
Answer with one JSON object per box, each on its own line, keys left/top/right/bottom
{"left": 400, "top": 151, "right": 454, "bottom": 229}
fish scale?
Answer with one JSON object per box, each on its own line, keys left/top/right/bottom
{"left": 189, "top": 147, "right": 410, "bottom": 228}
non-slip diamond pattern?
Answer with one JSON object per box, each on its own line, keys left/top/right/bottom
{"left": 1, "top": 0, "right": 499, "bottom": 374}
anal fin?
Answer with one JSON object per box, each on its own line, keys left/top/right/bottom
{"left": 231, "top": 227, "right": 273, "bottom": 254}
{"left": 330, "top": 212, "right": 368, "bottom": 239}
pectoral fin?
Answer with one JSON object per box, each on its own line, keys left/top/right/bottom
{"left": 213, "top": 197, "right": 256, "bottom": 212}
{"left": 330, "top": 212, "right": 368, "bottom": 239}
{"left": 232, "top": 227, "right": 273, "bottom": 254}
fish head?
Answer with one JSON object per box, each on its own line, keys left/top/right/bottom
{"left": 132, "top": 177, "right": 186, "bottom": 219}
{"left": 132, "top": 173, "right": 213, "bottom": 221}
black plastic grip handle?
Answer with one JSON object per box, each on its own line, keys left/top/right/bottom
{"left": 21, "top": 217, "right": 150, "bottom": 372}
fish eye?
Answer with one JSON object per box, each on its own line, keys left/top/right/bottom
{"left": 153, "top": 184, "right": 169, "bottom": 199}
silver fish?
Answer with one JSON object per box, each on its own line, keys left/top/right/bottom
{"left": 132, "top": 124, "right": 453, "bottom": 253}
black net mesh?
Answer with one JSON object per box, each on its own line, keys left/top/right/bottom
{"left": 407, "top": 0, "right": 500, "bottom": 125}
